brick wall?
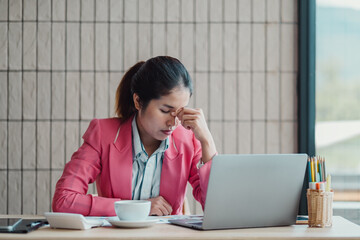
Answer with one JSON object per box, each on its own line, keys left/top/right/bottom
{"left": 0, "top": 0, "right": 298, "bottom": 215}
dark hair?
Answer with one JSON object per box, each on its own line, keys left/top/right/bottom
{"left": 115, "top": 56, "right": 193, "bottom": 122}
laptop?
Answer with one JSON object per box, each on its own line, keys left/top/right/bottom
{"left": 169, "top": 154, "right": 307, "bottom": 230}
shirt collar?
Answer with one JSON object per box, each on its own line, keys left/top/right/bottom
{"left": 132, "top": 115, "right": 169, "bottom": 161}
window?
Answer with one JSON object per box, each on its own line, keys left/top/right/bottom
{"left": 316, "top": 0, "right": 360, "bottom": 224}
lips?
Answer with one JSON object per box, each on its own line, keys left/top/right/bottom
{"left": 161, "top": 130, "right": 173, "bottom": 135}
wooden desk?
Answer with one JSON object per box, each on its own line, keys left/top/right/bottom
{"left": 0, "top": 216, "right": 360, "bottom": 239}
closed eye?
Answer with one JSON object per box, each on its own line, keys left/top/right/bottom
{"left": 160, "top": 109, "right": 171, "bottom": 114}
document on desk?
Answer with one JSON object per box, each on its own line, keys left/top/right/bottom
{"left": 148, "top": 215, "right": 203, "bottom": 224}
{"left": 89, "top": 215, "right": 202, "bottom": 225}
{"left": 45, "top": 212, "right": 203, "bottom": 230}
{"left": 77, "top": 215, "right": 196, "bottom": 225}
{"left": 86, "top": 217, "right": 112, "bottom": 227}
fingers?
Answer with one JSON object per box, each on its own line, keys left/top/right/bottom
{"left": 176, "top": 107, "right": 202, "bottom": 121}
{"left": 161, "top": 198, "right": 173, "bottom": 214}
{"left": 181, "top": 119, "right": 197, "bottom": 130}
{"left": 181, "top": 113, "right": 201, "bottom": 122}
{"left": 170, "top": 107, "right": 207, "bottom": 136}
{"left": 150, "top": 205, "right": 169, "bottom": 216}
{"left": 148, "top": 196, "right": 173, "bottom": 216}
{"left": 156, "top": 197, "right": 172, "bottom": 215}
{"left": 177, "top": 108, "right": 203, "bottom": 130}
{"left": 170, "top": 109, "right": 182, "bottom": 130}
{"left": 174, "top": 116, "right": 180, "bottom": 128}
{"left": 171, "top": 107, "right": 184, "bottom": 117}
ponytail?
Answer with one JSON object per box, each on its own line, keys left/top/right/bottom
{"left": 115, "top": 61, "right": 145, "bottom": 122}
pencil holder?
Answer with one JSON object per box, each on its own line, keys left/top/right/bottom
{"left": 307, "top": 189, "right": 333, "bottom": 228}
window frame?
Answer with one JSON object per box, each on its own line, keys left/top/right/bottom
{"left": 298, "top": 0, "right": 316, "bottom": 215}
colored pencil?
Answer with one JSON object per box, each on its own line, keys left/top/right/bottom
{"left": 323, "top": 157, "right": 326, "bottom": 180}
{"left": 316, "top": 157, "right": 319, "bottom": 182}
{"left": 318, "top": 158, "right": 322, "bottom": 182}
{"left": 310, "top": 157, "right": 314, "bottom": 182}
{"left": 308, "top": 158, "right": 312, "bottom": 182}
{"left": 321, "top": 158, "right": 325, "bottom": 182}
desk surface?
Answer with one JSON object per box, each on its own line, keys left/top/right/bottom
{"left": 0, "top": 216, "right": 360, "bottom": 240}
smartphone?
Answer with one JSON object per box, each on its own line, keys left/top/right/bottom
{"left": 0, "top": 218, "right": 22, "bottom": 231}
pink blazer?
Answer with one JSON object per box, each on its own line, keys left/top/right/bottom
{"left": 52, "top": 117, "right": 212, "bottom": 216}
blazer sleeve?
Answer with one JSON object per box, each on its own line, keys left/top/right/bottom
{"left": 187, "top": 133, "right": 212, "bottom": 210}
{"left": 52, "top": 119, "right": 120, "bottom": 216}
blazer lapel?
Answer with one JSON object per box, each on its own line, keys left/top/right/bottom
{"left": 160, "top": 134, "right": 183, "bottom": 207}
{"left": 109, "top": 118, "right": 133, "bottom": 200}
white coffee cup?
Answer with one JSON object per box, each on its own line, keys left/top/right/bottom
{"left": 114, "top": 200, "right": 151, "bottom": 221}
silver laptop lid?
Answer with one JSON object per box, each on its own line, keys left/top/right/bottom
{"left": 202, "top": 154, "right": 307, "bottom": 230}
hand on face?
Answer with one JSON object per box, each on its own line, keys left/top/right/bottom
{"left": 147, "top": 196, "right": 173, "bottom": 216}
{"left": 168, "top": 109, "right": 181, "bottom": 131}
{"left": 171, "top": 107, "right": 212, "bottom": 143}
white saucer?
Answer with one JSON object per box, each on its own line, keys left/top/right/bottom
{"left": 107, "top": 217, "right": 158, "bottom": 228}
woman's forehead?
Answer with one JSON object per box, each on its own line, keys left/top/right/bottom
{"left": 155, "top": 88, "right": 190, "bottom": 108}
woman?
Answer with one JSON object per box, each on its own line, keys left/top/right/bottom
{"left": 52, "top": 56, "right": 217, "bottom": 216}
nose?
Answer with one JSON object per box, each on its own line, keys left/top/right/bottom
{"left": 167, "top": 115, "right": 178, "bottom": 129}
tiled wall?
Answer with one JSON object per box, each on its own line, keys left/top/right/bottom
{"left": 0, "top": 0, "right": 298, "bottom": 215}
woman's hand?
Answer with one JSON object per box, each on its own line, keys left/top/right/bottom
{"left": 172, "top": 108, "right": 209, "bottom": 142}
{"left": 172, "top": 108, "right": 217, "bottom": 163}
{"left": 147, "top": 196, "right": 173, "bottom": 216}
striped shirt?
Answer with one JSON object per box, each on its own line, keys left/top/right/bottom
{"left": 131, "top": 117, "right": 169, "bottom": 200}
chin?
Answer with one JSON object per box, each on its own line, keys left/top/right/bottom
{"left": 155, "top": 133, "right": 169, "bottom": 141}
{"left": 158, "top": 136, "right": 168, "bottom": 141}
